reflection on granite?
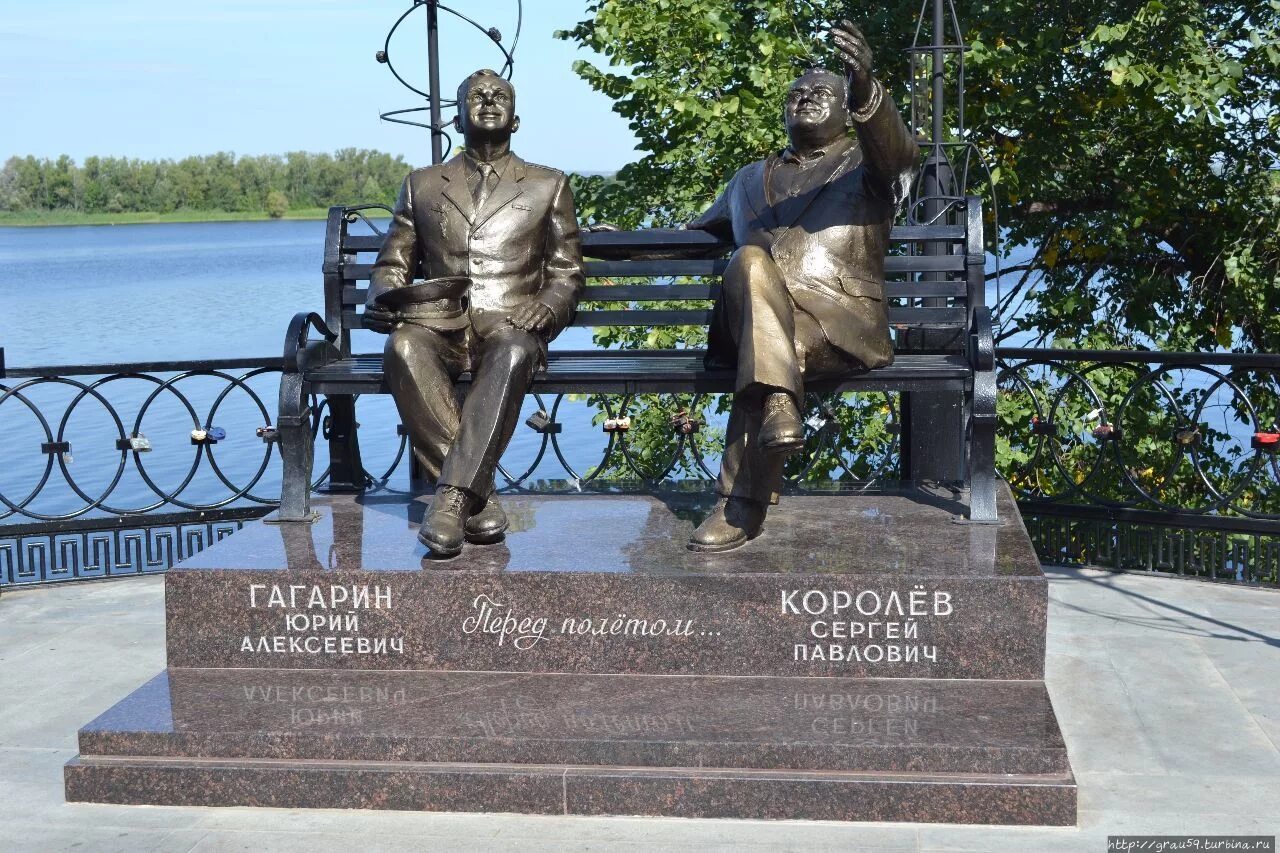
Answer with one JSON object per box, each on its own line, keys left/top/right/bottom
{"left": 176, "top": 484, "right": 1034, "bottom": 578}
{"left": 65, "top": 756, "right": 1075, "bottom": 824}
{"left": 79, "top": 669, "right": 1069, "bottom": 775}
{"left": 68, "top": 667, "right": 1076, "bottom": 824}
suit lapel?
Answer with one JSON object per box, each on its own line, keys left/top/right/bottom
{"left": 472, "top": 155, "right": 525, "bottom": 232}
{"left": 773, "top": 143, "right": 860, "bottom": 232}
{"left": 744, "top": 159, "right": 777, "bottom": 232}
{"left": 440, "top": 155, "right": 475, "bottom": 224}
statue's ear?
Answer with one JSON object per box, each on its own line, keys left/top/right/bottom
{"left": 453, "top": 114, "right": 463, "bottom": 133}
{"left": 511, "top": 115, "right": 521, "bottom": 134}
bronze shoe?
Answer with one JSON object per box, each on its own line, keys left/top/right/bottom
{"left": 464, "top": 495, "right": 509, "bottom": 544}
{"left": 419, "top": 485, "right": 473, "bottom": 557}
{"left": 687, "top": 497, "right": 767, "bottom": 553}
{"left": 758, "top": 392, "right": 804, "bottom": 455}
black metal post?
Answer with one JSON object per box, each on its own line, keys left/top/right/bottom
{"left": 410, "top": 0, "right": 446, "bottom": 487}
{"left": 902, "top": 0, "right": 966, "bottom": 486}
{"left": 427, "top": 0, "right": 444, "bottom": 166}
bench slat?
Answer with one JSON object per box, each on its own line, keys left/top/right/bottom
{"left": 305, "top": 351, "right": 972, "bottom": 395}
{"left": 587, "top": 259, "right": 726, "bottom": 277}
{"left": 339, "top": 225, "right": 968, "bottom": 254}
{"left": 341, "top": 305, "right": 968, "bottom": 330}
{"left": 341, "top": 280, "right": 968, "bottom": 306}
{"left": 569, "top": 308, "right": 966, "bottom": 327}
{"left": 341, "top": 254, "right": 970, "bottom": 282}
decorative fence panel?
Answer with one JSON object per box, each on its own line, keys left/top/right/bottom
{"left": 3, "top": 349, "right": 1277, "bottom": 586}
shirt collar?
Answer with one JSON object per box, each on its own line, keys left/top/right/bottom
{"left": 779, "top": 134, "right": 854, "bottom": 165}
{"left": 464, "top": 150, "right": 512, "bottom": 174}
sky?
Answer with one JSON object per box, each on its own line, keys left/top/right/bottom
{"left": 0, "top": 0, "right": 641, "bottom": 172}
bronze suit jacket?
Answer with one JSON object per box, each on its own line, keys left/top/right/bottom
{"left": 689, "top": 94, "right": 919, "bottom": 371}
{"left": 367, "top": 153, "right": 584, "bottom": 341}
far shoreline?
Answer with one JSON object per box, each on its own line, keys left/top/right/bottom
{"left": 0, "top": 208, "right": 343, "bottom": 228}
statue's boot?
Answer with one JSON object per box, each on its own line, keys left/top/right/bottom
{"left": 465, "top": 495, "right": 508, "bottom": 544}
{"left": 419, "top": 485, "right": 473, "bottom": 557}
{"left": 687, "top": 497, "right": 767, "bottom": 553}
{"left": 758, "top": 392, "right": 804, "bottom": 455}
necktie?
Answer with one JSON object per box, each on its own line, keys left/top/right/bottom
{"left": 472, "top": 162, "right": 495, "bottom": 211}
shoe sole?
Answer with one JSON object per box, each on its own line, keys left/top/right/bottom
{"left": 418, "top": 531, "right": 462, "bottom": 558}
{"left": 686, "top": 529, "right": 761, "bottom": 553}
{"left": 464, "top": 527, "right": 508, "bottom": 545}
{"left": 761, "top": 436, "right": 805, "bottom": 456}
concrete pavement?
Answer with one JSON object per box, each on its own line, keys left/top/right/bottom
{"left": 1, "top": 567, "right": 1277, "bottom": 852}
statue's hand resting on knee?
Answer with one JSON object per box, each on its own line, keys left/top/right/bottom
{"left": 507, "top": 301, "right": 555, "bottom": 334}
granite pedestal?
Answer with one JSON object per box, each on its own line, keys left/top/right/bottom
{"left": 66, "top": 484, "right": 1077, "bottom": 824}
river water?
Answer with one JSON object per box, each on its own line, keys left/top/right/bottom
{"left": 10, "top": 219, "right": 1198, "bottom": 524}
{"left": 0, "top": 220, "right": 612, "bottom": 519}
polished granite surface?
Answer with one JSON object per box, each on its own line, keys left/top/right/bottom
{"left": 65, "top": 755, "right": 1076, "bottom": 824}
{"left": 79, "top": 669, "right": 1069, "bottom": 775}
{"left": 177, "top": 484, "right": 1038, "bottom": 578}
{"left": 66, "top": 482, "right": 1076, "bottom": 824}
{"left": 165, "top": 484, "right": 1047, "bottom": 678}
{"left": 68, "top": 667, "right": 1076, "bottom": 824}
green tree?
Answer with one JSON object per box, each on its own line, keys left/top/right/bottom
{"left": 265, "top": 189, "right": 289, "bottom": 218}
{"left": 558, "top": 0, "right": 1279, "bottom": 491}
{"left": 560, "top": 0, "right": 1280, "bottom": 352}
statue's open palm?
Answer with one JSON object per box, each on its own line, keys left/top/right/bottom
{"left": 832, "top": 20, "right": 875, "bottom": 107}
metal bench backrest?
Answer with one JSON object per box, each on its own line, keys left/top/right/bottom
{"left": 321, "top": 198, "right": 984, "bottom": 358}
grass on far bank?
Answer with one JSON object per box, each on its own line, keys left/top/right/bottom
{"left": 0, "top": 207, "right": 334, "bottom": 227}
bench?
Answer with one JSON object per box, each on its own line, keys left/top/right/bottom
{"left": 275, "top": 198, "right": 996, "bottom": 523}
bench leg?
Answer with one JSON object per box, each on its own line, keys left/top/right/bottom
{"left": 321, "top": 394, "right": 366, "bottom": 493}
{"left": 967, "top": 368, "right": 999, "bottom": 523}
{"left": 273, "top": 372, "right": 318, "bottom": 523}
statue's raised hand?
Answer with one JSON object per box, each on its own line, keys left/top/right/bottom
{"left": 832, "top": 20, "right": 875, "bottom": 109}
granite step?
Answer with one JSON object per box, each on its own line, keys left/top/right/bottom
{"left": 64, "top": 754, "right": 1077, "bottom": 824}
{"left": 75, "top": 668, "right": 1070, "bottom": 776}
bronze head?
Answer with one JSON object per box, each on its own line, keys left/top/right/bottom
{"left": 453, "top": 69, "right": 519, "bottom": 144}
{"left": 783, "top": 69, "right": 850, "bottom": 151}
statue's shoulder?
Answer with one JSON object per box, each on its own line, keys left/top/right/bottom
{"left": 728, "top": 157, "right": 767, "bottom": 187}
{"left": 516, "top": 159, "right": 566, "bottom": 184}
{"left": 406, "top": 163, "right": 447, "bottom": 182}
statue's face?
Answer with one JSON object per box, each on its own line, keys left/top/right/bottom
{"left": 784, "top": 72, "right": 849, "bottom": 144}
{"left": 458, "top": 76, "right": 516, "bottom": 139}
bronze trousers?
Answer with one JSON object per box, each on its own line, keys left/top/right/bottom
{"left": 383, "top": 322, "right": 543, "bottom": 498}
{"left": 714, "top": 245, "right": 859, "bottom": 506}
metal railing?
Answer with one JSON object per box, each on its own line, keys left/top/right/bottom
{"left": 3, "top": 348, "right": 1278, "bottom": 586}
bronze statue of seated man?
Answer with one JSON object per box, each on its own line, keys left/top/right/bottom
{"left": 686, "top": 21, "right": 919, "bottom": 552}
{"left": 364, "top": 69, "right": 584, "bottom": 557}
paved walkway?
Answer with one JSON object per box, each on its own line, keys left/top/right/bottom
{"left": 1, "top": 567, "right": 1277, "bottom": 852}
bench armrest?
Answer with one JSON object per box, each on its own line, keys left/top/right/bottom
{"left": 969, "top": 306, "right": 994, "bottom": 373}
{"left": 282, "top": 311, "right": 339, "bottom": 374}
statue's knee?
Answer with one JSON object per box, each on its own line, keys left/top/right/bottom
{"left": 385, "top": 326, "right": 443, "bottom": 371}
{"left": 488, "top": 330, "right": 540, "bottom": 373}
{"left": 725, "top": 245, "right": 775, "bottom": 292}
{"left": 384, "top": 328, "right": 417, "bottom": 366}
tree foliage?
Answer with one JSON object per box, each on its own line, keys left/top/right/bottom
{"left": 0, "top": 149, "right": 411, "bottom": 215}
{"left": 561, "top": 0, "right": 1280, "bottom": 351}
